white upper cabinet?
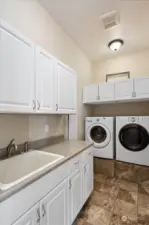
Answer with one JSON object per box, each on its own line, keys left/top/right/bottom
{"left": 83, "top": 84, "right": 99, "bottom": 103}
{"left": 0, "top": 19, "right": 77, "bottom": 115}
{"left": 99, "top": 82, "right": 115, "bottom": 102}
{"left": 35, "top": 47, "right": 55, "bottom": 113}
{"left": 0, "top": 20, "right": 35, "bottom": 113}
{"left": 83, "top": 83, "right": 114, "bottom": 103}
{"left": 115, "top": 79, "right": 134, "bottom": 101}
{"left": 56, "top": 61, "right": 76, "bottom": 114}
{"left": 134, "top": 76, "right": 149, "bottom": 100}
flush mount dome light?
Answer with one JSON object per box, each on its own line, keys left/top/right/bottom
{"left": 108, "top": 39, "right": 124, "bottom": 52}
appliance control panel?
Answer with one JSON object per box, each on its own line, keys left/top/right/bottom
{"left": 86, "top": 117, "right": 108, "bottom": 123}
{"left": 86, "top": 120, "right": 92, "bottom": 123}
{"left": 128, "top": 116, "right": 149, "bottom": 122}
{"left": 140, "top": 116, "right": 149, "bottom": 121}
{"left": 128, "top": 117, "right": 139, "bottom": 123}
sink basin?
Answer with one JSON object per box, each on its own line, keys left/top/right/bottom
{"left": 0, "top": 151, "right": 64, "bottom": 191}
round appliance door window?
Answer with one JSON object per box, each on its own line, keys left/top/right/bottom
{"left": 90, "top": 126, "right": 107, "bottom": 143}
{"left": 87, "top": 124, "right": 111, "bottom": 148}
{"left": 119, "top": 124, "right": 149, "bottom": 152}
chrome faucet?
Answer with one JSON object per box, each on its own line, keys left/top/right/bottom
{"left": 24, "top": 141, "right": 29, "bottom": 152}
{"left": 7, "top": 139, "right": 18, "bottom": 158}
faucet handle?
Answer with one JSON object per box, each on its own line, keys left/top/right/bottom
{"left": 24, "top": 141, "right": 29, "bottom": 152}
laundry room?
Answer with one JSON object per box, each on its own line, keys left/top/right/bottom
{"left": 1, "top": 0, "right": 149, "bottom": 225}
{"left": 84, "top": 48, "right": 149, "bottom": 175}
{"left": 82, "top": 1, "right": 149, "bottom": 223}
{"left": 83, "top": 50, "right": 149, "bottom": 223}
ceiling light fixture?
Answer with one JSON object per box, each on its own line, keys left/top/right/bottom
{"left": 108, "top": 39, "right": 124, "bottom": 52}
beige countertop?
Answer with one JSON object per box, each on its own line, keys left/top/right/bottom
{"left": 0, "top": 140, "right": 93, "bottom": 203}
{"left": 42, "top": 140, "right": 93, "bottom": 158}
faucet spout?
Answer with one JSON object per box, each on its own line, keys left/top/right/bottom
{"left": 7, "top": 139, "right": 18, "bottom": 158}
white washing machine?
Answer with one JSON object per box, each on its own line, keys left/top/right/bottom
{"left": 116, "top": 116, "right": 149, "bottom": 166}
{"left": 85, "top": 117, "right": 114, "bottom": 159}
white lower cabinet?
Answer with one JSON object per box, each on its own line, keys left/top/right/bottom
{"left": 5, "top": 148, "right": 93, "bottom": 225}
{"left": 83, "top": 158, "right": 94, "bottom": 203}
{"left": 69, "top": 169, "right": 82, "bottom": 224}
{"left": 12, "top": 203, "right": 40, "bottom": 225}
{"left": 40, "top": 178, "right": 69, "bottom": 225}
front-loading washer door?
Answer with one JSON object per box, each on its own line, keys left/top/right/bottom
{"left": 119, "top": 123, "right": 149, "bottom": 152}
{"left": 87, "top": 124, "right": 111, "bottom": 148}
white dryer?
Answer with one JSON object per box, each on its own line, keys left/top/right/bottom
{"left": 85, "top": 117, "right": 114, "bottom": 159}
{"left": 116, "top": 116, "right": 149, "bottom": 166}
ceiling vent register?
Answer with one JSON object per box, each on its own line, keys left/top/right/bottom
{"left": 101, "top": 11, "right": 120, "bottom": 30}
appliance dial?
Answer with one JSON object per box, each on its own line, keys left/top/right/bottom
{"left": 131, "top": 117, "right": 135, "bottom": 122}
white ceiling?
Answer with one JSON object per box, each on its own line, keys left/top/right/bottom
{"left": 40, "top": 0, "right": 149, "bottom": 61}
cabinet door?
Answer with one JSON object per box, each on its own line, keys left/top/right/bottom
{"left": 0, "top": 20, "right": 35, "bottom": 113}
{"left": 99, "top": 82, "right": 115, "bottom": 102}
{"left": 35, "top": 47, "right": 55, "bottom": 113}
{"left": 134, "top": 76, "right": 149, "bottom": 100}
{"left": 12, "top": 203, "right": 40, "bottom": 225}
{"left": 40, "top": 178, "right": 69, "bottom": 225}
{"left": 56, "top": 61, "right": 76, "bottom": 114}
{"left": 83, "top": 158, "right": 94, "bottom": 204}
{"left": 83, "top": 84, "right": 99, "bottom": 103}
{"left": 115, "top": 79, "right": 134, "bottom": 101}
{"left": 69, "top": 169, "right": 82, "bottom": 224}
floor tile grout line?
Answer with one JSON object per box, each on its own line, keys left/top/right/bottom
{"left": 77, "top": 173, "right": 146, "bottom": 225}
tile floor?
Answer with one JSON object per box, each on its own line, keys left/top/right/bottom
{"left": 76, "top": 173, "right": 149, "bottom": 225}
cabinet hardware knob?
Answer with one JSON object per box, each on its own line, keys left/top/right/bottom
{"left": 42, "top": 204, "right": 46, "bottom": 217}
{"left": 37, "top": 208, "right": 40, "bottom": 223}
{"left": 69, "top": 180, "right": 72, "bottom": 189}
{"left": 33, "top": 100, "right": 36, "bottom": 110}
{"left": 56, "top": 104, "right": 58, "bottom": 111}
{"left": 37, "top": 100, "right": 40, "bottom": 110}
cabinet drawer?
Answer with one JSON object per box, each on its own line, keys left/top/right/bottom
{"left": 83, "top": 147, "right": 93, "bottom": 163}
{"left": 68, "top": 153, "right": 82, "bottom": 174}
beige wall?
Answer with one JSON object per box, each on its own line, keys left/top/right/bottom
{"left": 92, "top": 49, "right": 149, "bottom": 117}
{"left": 93, "top": 49, "right": 149, "bottom": 83}
{"left": 0, "top": 0, "right": 92, "bottom": 148}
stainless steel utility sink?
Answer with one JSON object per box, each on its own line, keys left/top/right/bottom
{"left": 0, "top": 151, "right": 64, "bottom": 191}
